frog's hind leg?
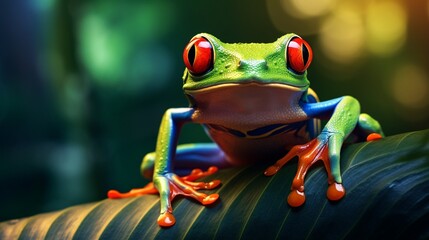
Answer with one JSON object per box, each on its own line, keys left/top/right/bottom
{"left": 358, "top": 113, "right": 384, "bottom": 138}
{"left": 347, "top": 113, "right": 384, "bottom": 142}
{"left": 141, "top": 143, "right": 230, "bottom": 179}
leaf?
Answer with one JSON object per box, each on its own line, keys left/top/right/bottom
{"left": 1, "top": 130, "right": 429, "bottom": 239}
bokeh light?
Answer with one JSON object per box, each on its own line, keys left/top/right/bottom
{"left": 319, "top": 4, "right": 364, "bottom": 63}
{"left": 269, "top": 0, "right": 409, "bottom": 63}
{"left": 365, "top": 1, "right": 407, "bottom": 57}
{"left": 391, "top": 64, "right": 429, "bottom": 110}
{"left": 77, "top": 2, "right": 175, "bottom": 93}
{"left": 267, "top": 0, "right": 323, "bottom": 34}
{"left": 282, "top": 0, "right": 337, "bottom": 19}
{"left": 79, "top": 12, "right": 128, "bottom": 84}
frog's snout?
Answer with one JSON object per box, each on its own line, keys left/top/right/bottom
{"left": 238, "top": 59, "right": 268, "bottom": 71}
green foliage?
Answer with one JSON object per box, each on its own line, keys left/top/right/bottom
{"left": 1, "top": 129, "right": 429, "bottom": 239}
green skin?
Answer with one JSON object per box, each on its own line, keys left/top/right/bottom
{"left": 115, "top": 33, "right": 384, "bottom": 227}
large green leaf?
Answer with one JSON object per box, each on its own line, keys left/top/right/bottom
{"left": 1, "top": 130, "right": 429, "bottom": 239}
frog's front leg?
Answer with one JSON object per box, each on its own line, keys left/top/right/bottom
{"left": 108, "top": 108, "right": 222, "bottom": 227}
{"left": 265, "top": 96, "right": 383, "bottom": 207}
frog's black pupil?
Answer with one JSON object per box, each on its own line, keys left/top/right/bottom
{"left": 188, "top": 44, "right": 196, "bottom": 66}
{"left": 302, "top": 44, "right": 309, "bottom": 66}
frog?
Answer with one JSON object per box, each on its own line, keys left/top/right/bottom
{"left": 108, "top": 33, "right": 384, "bottom": 227}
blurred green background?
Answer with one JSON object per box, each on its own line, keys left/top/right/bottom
{"left": 0, "top": 0, "right": 428, "bottom": 221}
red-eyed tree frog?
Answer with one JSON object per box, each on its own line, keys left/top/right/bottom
{"left": 108, "top": 33, "right": 384, "bottom": 227}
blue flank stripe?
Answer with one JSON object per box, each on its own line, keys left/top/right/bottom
{"left": 228, "top": 128, "right": 246, "bottom": 138}
{"left": 264, "top": 121, "right": 306, "bottom": 137}
{"left": 207, "top": 122, "right": 307, "bottom": 139}
{"left": 247, "top": 124, "right": 285, "bottom": 136}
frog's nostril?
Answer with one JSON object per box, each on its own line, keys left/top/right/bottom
{"left": 238, "top": 59, "right": 268, "bottom": 70}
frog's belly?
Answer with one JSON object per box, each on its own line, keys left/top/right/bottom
{"left": 205, "top": 121, "right": 315, "bottom": 165}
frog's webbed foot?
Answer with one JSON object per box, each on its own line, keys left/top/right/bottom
{"left": 107, "top": 166, "right": 220, "bottom": 227}
{"left": 265, "top": 132, "right": 346, "bottom": 207}
{"left": 156, "top": 168, "right": 220, "bottom": 227}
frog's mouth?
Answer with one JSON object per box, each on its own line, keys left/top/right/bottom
{"left": 185, "top": 82, "right": 308, "bottom": 127}
{"left": 185, "top": 81, "right": 306, "bottom": 105}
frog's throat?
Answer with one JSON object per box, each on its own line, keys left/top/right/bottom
{"left": 184, "top": 82, "right": 308, "bottom": 130}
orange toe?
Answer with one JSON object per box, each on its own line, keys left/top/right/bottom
{"left": 202, "top": 193, "right": 219, "bottom": 205}
{"left": 107, "top": 190, "right": 121, "bottom": 199}
{"left": 287, "top": 190, "right": 306, "bottom": 207}
{"left": 366, "top": 133, "right": 383, "bottom": 141}
{"left": 157, "top": 212, "right": 176, "bottom": 228}
{"left": 327, "top": 182, "right": 345, "bottom": 201}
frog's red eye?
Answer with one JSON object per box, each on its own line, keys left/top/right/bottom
{"left": 183, "top": 37, "right": 214, "bottom": 76}
{"left": 286, "top": 37, "right": 313, "bottom": 74}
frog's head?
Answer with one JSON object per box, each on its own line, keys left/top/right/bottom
{"left": 182, "top": 33, "right": 313, "bottom": 111}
